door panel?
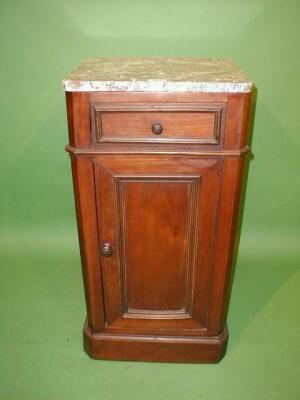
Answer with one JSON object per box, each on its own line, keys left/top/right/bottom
{"left": 94, "top": 156, "right": 221, "bottom": 336}
{"left": 117, "top": 177, "right": 200, "bottom": 315}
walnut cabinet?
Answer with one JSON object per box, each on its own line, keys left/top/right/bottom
{"left": 63, "top": 58, "right": 252, "bottom": 363}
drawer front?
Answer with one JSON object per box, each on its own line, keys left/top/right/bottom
{"left": 91, "top": 103, "right": 226, "bottom": 145}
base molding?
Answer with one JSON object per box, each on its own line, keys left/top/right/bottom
{"left": 83, "top": 321, "right": 228, "bottom": 363}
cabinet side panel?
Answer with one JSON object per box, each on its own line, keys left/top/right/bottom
{"left": 65, "top": 92, "right": 91, "bottom": 148}
{"left": 71, "top": 155, "right": 105, "bottom": 331}
{"left": 207, "top": 156, "right": 245, "bottom": 335}
{"left": 224, "top": 93, "right": 252, "bottom": 150}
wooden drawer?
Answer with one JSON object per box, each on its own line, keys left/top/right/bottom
{"left": 90, "top": 103, "right": 226, "bottom": 145}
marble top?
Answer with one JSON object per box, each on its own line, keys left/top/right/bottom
{"left": 63, "top": 57, "right": 252, "bottom": 93}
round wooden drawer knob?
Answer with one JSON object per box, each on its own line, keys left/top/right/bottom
{"left": 100, "top": 242, "right": 113, "bottom": 257}
{"left": 152, "top": 123, "right": 163, "bottom": 135}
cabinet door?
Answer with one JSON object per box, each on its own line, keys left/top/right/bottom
{"left": 94, "top": 155, "right": 221, "bottom": 336}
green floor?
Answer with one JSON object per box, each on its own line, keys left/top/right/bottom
{"left": 0, "top": 229, "right": 299, "bottom": 400}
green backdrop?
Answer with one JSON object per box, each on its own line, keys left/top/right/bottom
{"left": 0, "top": 1, "right": 299, "bottom": 399}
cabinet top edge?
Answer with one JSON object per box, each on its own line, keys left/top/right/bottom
{"left": 62, "top": 57, "right": 252, "bottom": 93}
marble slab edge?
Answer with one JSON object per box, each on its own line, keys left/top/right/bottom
{"left": 62, "top": 80, "right": 252, "bottom": 93}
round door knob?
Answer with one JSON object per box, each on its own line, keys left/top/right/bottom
{"left": 100, "top": 242, "right": 113, "bottom": 257}
{"left": 151, "top": 123, "right": 163, "bottom": 135}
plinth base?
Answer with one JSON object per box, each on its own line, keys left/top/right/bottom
{"left": 83, "top": 321, "right": 228, "bottom": 363}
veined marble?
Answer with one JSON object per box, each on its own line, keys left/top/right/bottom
{"left": 63, "top": 58, "right": 252, "bottom": 93}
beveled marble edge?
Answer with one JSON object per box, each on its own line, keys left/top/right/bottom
{"left": 63, "top": 79, "right": 252, "bottom": 93}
